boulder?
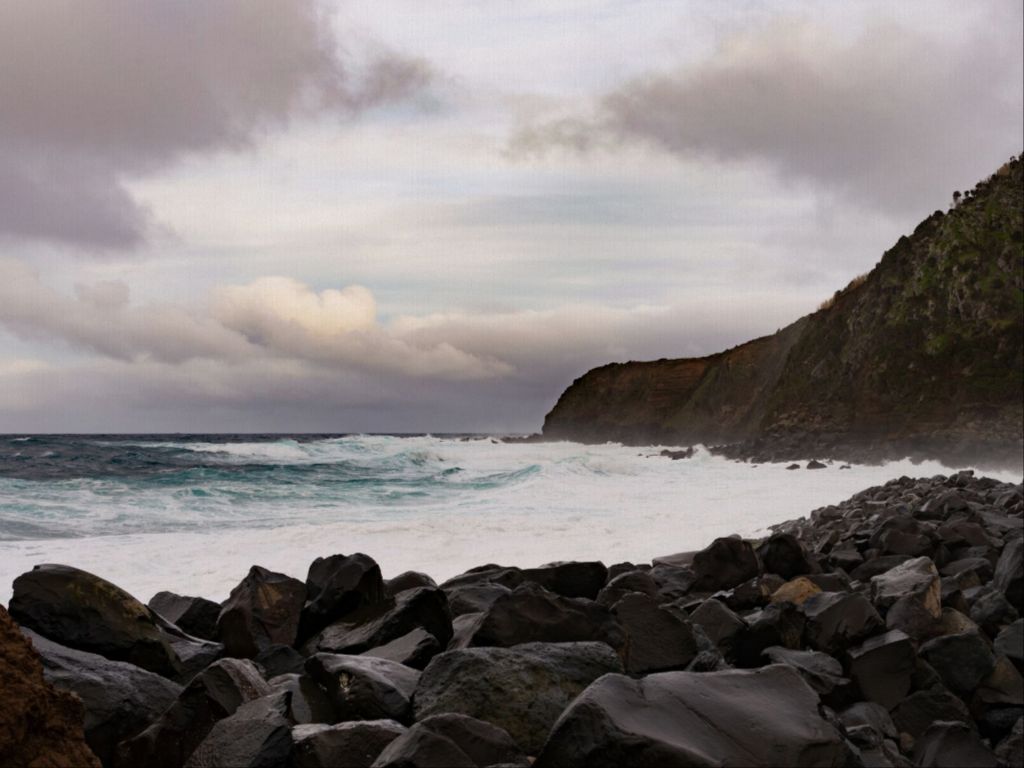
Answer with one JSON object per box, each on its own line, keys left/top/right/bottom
{"left": 267, "top": 673, "right": 337, "bottom": 725}
{"left": 648, "top": 563, "right": 698, "bottom": 602}
{"left": 218, "top": 565, "right": 307, "bottom": 658}
{"left": 913, "top": 720, "right": 997, "bottom": 768}
{"left": 612, "top": 592, "right": 698, "bottom": 674}
{"left": 149, "top": 591, "right": 221, "bottom": 641}
{"left": 301, "top": 554, "right": 388, "bottom": 642}
{"left": 757, "top": 534, "right": 815, "bottom": 579}
{"left": 184, "top": 692, "right": 294, "bottom": 768}
{"left": 371, "top": 713, "right": 527, "bottom": 768}
{"left": 771, "top": 576, "right": 822, "bottom": 606}
{"left": 733, "top": 603, "right": 806, "bottom": 667}
{"left": 363, "top": 628, "right": 442, "bottom": 670}
{"left": 154, "top": 617, "right": 224, "bottom": 683}
{"left": 460, "top": 583, "right": 623, "bottom": 650}
{"left": 535, "top": 665, "right": 845, "bottom": 767}
{"left": 970, "top": 589, "right": 1020, "bottom": 637}
{"left": 995, "top": 620, "right": 1024, "bottom": 674}
{"left": 9, "top": 564, "right": 183, "bottom": 678}
{"left": 306, "top": 653, "right": 420, "bottom": 724}
{"left": 254, "top": 643, "right": 306, "bottom": 678}
{"left": 440, "top": 566, "right": 524, "bottom": 591}
{"left": 522, "top": 561, "right": 608, "bottom": 599}
{"left": 688, "top": 598, "right": 745, "bottom": 654}
{"left": 386, "top": 571, "right": 437, "bottom": 596}
{"left": 24, "top": 629, "right": 181, "bottom": 766}
{"left": 974, "top": 654, "right": 1024, "bottom": 709}
{"left": 413, "top": 641, "right": 622, "bottom": 754}
{"left": 850, "top": 555, "right": 912, "bottom": 582}
{"left": 0, "top": 605, "right": 100, "bottom": 768}
{"left": 691, "top": 537, "right": 760, "bottom": 592}
{"left": 762, "top": 646, "right": 850, "bottom": 699}
{"left": 116, "top": 657, "right": 270, "bottom": 768}
{"left": 291, "top": 720, "right": 406, "bottom": 768}
{"left": 801, "top": 591, "right": 884, "bottom": 653}
{"left": 838, "top": 702, "right": 898, "bottom": 743}
{"left": 994, "top": 717, "right": 1023, "bottom": 768}
{"left": 595, "top": 570, "right": 659, "bottom": 607}
{"left": 919, "top": 632, "right": 996, "bottom": 696}
{"left": 892, "top": 688, "right": 973, "bottom": 739}
{"left": 310, "top": 587, "right": 453, "bottom": 656}
{"left": 718, "top": 575, "right": 784, "bottom": 611}
{"left": 994, "top": 539, "right": 1024, "bottom": 612}
{"left": 445, "top": 583, "right": 512, "bottom": 617}
{"left": 847, "top": 630, "right": 916, "bottom": 710}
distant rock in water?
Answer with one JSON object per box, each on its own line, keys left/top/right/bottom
{"left": 541, "top": 156, "right": 1024, "bottom": 466}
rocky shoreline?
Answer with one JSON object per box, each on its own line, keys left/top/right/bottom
{"left": 2, "top": 472, "right": 1022, "bottom": 767}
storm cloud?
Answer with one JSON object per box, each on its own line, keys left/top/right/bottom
{"left": 512, "top": 10, "right": 1023, "bottom": 215}
{"left": 0, "top": 0, "right": 432, "bottom": 248}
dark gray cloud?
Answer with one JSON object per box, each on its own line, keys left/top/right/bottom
{"left": 512, "top": 10, "right": 1023, "bottom": 215}
{"left": 0, "top": 1, "right": 432, "bottom": 248}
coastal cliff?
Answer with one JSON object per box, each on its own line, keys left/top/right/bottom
{"left": 543, "top": 156, "right": 1024, "bottom": 464}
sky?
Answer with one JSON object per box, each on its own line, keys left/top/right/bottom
{"left": 0, "top": 1, "right": 1021, "bottom": 433}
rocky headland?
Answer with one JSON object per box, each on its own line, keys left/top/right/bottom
{"left": 1, "top": 471, "right": 1022, "bottom": 767}
{"left": 541, "top": 156, "right": 1024, "bottom": 468}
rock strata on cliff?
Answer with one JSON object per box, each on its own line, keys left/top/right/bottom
{"left": 542, "top": 156, "right": 1024, "bottom": 465}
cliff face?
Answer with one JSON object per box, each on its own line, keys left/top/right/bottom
{"left": 542, "top": 157, "right": 1024, "bottom": 464}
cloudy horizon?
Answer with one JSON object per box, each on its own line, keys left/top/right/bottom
{"left": 1, "top": 0, "right": 1021, "bottom": 433}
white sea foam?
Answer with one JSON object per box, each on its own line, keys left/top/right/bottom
{"left": 1, "top": 437, "right": 1020, "bottom": 604}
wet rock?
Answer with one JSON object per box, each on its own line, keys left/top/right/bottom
{"left": 892, "top": 688, "right": 973, "bottom": 739}
{"left": 994, "top": 539, "right": 1024, "bottom": 612}
{"left": 612, "top": 592, "right": 698, "bottom": 674}
{"left": 413, "top": 641, "right": 622, "bottom": 754}
{"left": 311, "top": 587, "right": 453, "bottom": 656}
{"left": 771, "top": 576, "right": 822, "bottom": 606}
{"left": 9, "top": 564, "right": 184, "bottom": 678}
{"left": 291, "top": 720, "right": 406, "bottom": 768}
{"left": 372, "top": 713, "right": 527, "bottom": 768}
{"left": 460, "top": 582, "right": 623, "bottom": 650}
{"left": 116, "top": 657, "right": 271, "bottom": 768}
{"left": 445, "top": 583, "right": 512, "bottom": 617}
{"left": 301, "top": 554, "right": 388, "bottom": 642}
{"left": 149, "top": 591, "right": 221, "bottom": 642}
{"left": 440, "top": 565, "right": 524, "bottom": 591}
{"left": 184, "top": 692, "right": 294, "bottom": 768}
{"left": 847, "top": 629, "right": 916, "bottom": 710}
{"left": 218, "top": 565, "right": 307, "bottom": 658}
{"left": 801, "top": 591, "right": 884, "bottom": 653}
{"left": 762, "top": 646, "right": 850, "bottom": 699}
{"left": 595, "top": 569, "right": 659, "bottom": 607}
{"left": 0, "top": 605, "right": 101, "bottom": 768}
{"left": 691, "top": 537, "right": 760, "bottom": 592}
{"left": 995, "top": 620, "right": 1024, "bottom": 674}
{"left": 254, "top": 643, "right": 306, "bottom": 678}
{"left": 156, "top": 619, "right": 224, "bottom": 683}
{"left": 913, "top": 720, "right": 997, "bottom": 768}
{"left": 807, "top": 460, "right": 827, "bottom": 469}
{"left": 306, "top": 653, "right": 420, "bottom": 724}
{"left": 535, "top": 665, "right": 844, "bottom": 768}
{"left": 733, "top": 603, "right": 806, "bottom": 667}
{"left": 688, "top": 597, "right": 746, "bottom": 654}
{"left": 757, "top": 533, "right": 815, "bottom": 579}
{"left": 25, "top": 629, "right": 181, "bottom": 766}
{"left": 522, "top": 561, "right": 608, "bottom": 599}
{"left": 386, "top": 571, "right": 437, "bottom": 596}
{"left": 267, "top": 673, "right": 336, "bottom": 725}
{"left": 919, "top": 632, "right": 996, "bottom": 696}
{"left": 363, "top": 628, "right": 442, "bottom": 670}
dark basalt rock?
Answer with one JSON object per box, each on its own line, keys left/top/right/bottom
{"left": 218, "top": 566, "right": 307, "bottom": 658}
{"left": 149, "top": 591, "right": 221, "bottom": 642}
{"left": 691, "top": 537, "right": 760, "bottom": 592}
{"left": 807, "top": 460, "right": 827, "bottom": 469}
{"left": 688, "top": 597, "right": 746, "bottom": 654}
{"left": 871, "top": 556, "right": 943, "bottom": 640}
{"left": 116, "top": 657, "right": 271, "bottom": 768}
{"left": 757, "top": 533, "right": 815, "bottom": 580}
{"left": 850, "top": 555, "right": 912, "bottom": 582}
{"left": 24, "top": 629, "right": 181, "bottom": 766}
{"left": 971, "top": 588, "right": 1021, "bottom": 637}
{"left": 535, "top": 665, "right": 845, "bottom": 768}
{"left": 892, "top": 688, "right": 973, "bottom": 739}
{"left": 800, "top": 591, "right": 884, "bottom": 653}
{"left": 301, "top": 554, "right": 388, "bottom": 642}
{"left": 733, "top": 602, "right": 806, "bottom": 667}
{"left": 386, "top": 571, "right": 437, "bottom": 596}
{"left": 974, "top": 654, "right": 1024, "bottom": 710}
{"left": 847, "top": 629, "right": 916, "bottom": 710}
{"left": 919, "top": 632, "right": 996, "bottom": 697}
{"left": 362, "top": 628, "right": 442, "bottom": 670}
{"left": 995, "top": 620, "right": 1024, "bottom": 674}
{"left": 254, "top": 643, "right": 306, "bottom": 678}
{"left": 445, "top": 583, "right": 512, "bottom": 617}
{"left": 413, "top": 641, "right": 622, "bottom": 754}
{"left": 839, "top": 701, "right": 899, "bottom": 743}
{"left": 994, "top": 717, "right": 1023, "bottom": 768}
{"left": 994, "top": 538, "right": 1024, "bottom": 612}
{"left": 648, "top": 563, "right": 698, "bottom": 602}
{"left": 612, "top": 592, "right": 698, "bottom": 674}
{"left": 521, "top": 561, "right": 608, "bottom": 599}
{"left": 10, "top": 564, "right": 184, "bottom": 678}
{"left": 310, "top": 587, "right": 453, "bottom": 656}
{"left": 184, "top": 692, "right": 294, "bottom": 768}
{"left": 440, "top": 565, "right": 524, "bottom": 591}
{"left": 460, "top": 582, "right": 623, "bottom": 651}
{"left": 306, "top": 653, "right": 420, "bottom": 724}
{"left": 291, "top": 720, "right": 406, "bottom": 768}
{"left": 913, "top": 720, "right": 997, "bottom": 768}
{"left": 762, "top": 645, "right": 850, "bottom": 699}
{"left": 371, "top": 713, "right": 527, "bottom": 768}
{"left": 267, "top": 673, "right": 336, "bottom": 725}
{"left": 718, "top": 574, "right": 785, "bottom": 611}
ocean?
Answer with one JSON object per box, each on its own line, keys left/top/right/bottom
{"left": 1, "top": 434, "right": 1019, "bottom": 605}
